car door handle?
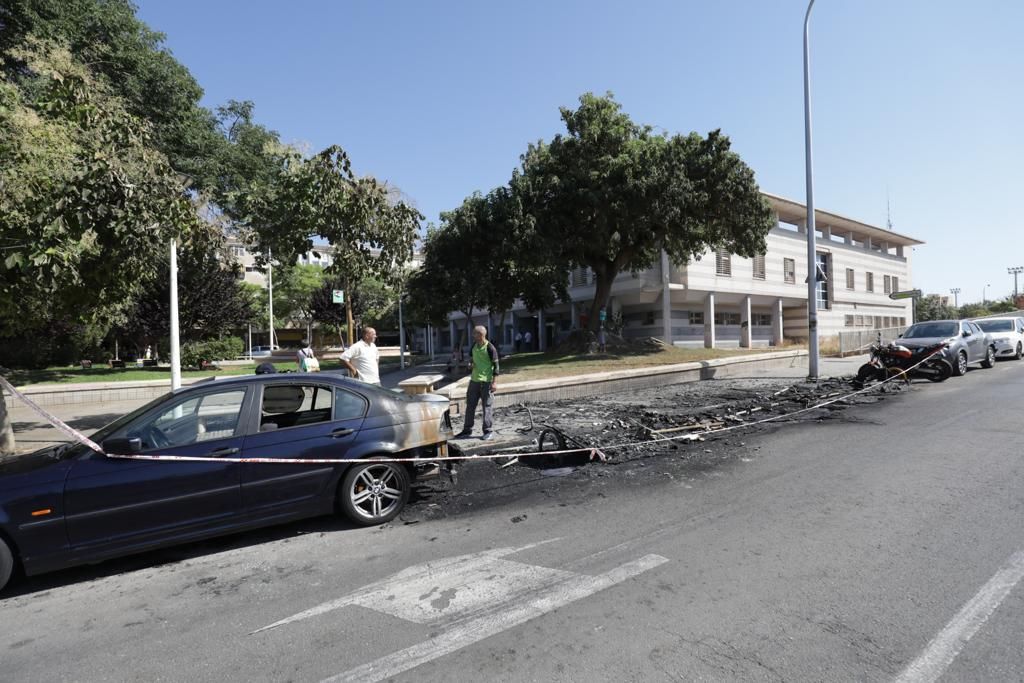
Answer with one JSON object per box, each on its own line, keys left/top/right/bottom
{"left": 331, "top": 428, "right": 355, "bottom": 438}
{"left": 207, "top": 447, "right": 240, "bottom": 457}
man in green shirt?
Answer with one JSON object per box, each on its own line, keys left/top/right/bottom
{"left": 456, "top": 325, "right": 500, "bottom": 441}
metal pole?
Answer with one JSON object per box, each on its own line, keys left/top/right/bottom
{"left": 247, "top": 324, "right": 252, "bottom": 361}
{"left": 1008, "top": 266, "right": 1023, "bottom": 298}
{"left": 267, "top": 249, "right": 275, "bottom": 350}
{"left": 169, "top": 237, "right": 182, "bottom": 390}
{"left": 950, "top": 288, "right": 960, "bottom": 309}
{"left": 398, "top": 291, "right": 406, "bottom": 370}
{"left": 803, "top": 0, "right": 819, "bottom": 381}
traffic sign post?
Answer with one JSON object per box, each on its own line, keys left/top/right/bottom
{"left": 888, "top": 289, "right": 922, "bottom": 300}
{"left": 332, "top": 290, "right": 344, "bottom": 305}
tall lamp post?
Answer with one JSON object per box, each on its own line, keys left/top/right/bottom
{"left": 169, "top": 237, "right": 181, "bottom": 390}
{"left": 803, "top": 0, "right": 819, "bottom": 380}
{"left": 1009, "top": 266, "right": 1023, "bottom": 298}
{"left": 983, "top": 283, "right": 990, "bottom": 305}
{"left": 949, "top": 288, "right": 960, "bottom": 309}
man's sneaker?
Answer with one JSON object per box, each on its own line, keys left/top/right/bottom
{"left": 481, "top": 431, "right": 495, "bottom": 441}
{"left": 454, "top": 431, "right": 472, "bottom": 439}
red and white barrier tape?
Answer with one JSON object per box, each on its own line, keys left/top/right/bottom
{"left": 1, "top": 349, "right": 939, "bottom": 465}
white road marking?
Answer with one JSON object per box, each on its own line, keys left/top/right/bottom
{"left": 895, "top": 549, "right": 1024, "bottom": 683}
{"left": 321, "top": 553, "right": 669, "bottom": 683}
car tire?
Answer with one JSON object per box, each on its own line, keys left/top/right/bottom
{"left": 1015, "top": 343, "right": 1022, "bottom": 361}
{"left": 953, "top": 351, "right": 968, "bottom": 376}
{"left": 0, "top": 537, "right": 15, "bottom": 594}
{"left": 338, "top": 459, "right": 410, "bottom": 526}
{"left": 981, "top": 346, "right": 995, "bottom": 369}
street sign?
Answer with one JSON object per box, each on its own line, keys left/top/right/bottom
{"left": 332, "top": 289, "right": 345, "bottom": 304}
{"left": 889, "top": 289, "right": 922, "bottom": 300}
{"left": 599, "top": 307, "right": 607, "bottom": 322}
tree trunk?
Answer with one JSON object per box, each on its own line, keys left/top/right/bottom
{"left": 0, "top": 391, "right": 15, "bottom": 454}
{"left": 587, "top": 271, "right": 616, "bottom": 332}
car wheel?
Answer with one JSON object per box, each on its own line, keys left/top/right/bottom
{"left": 1015, "top": 343, "right": 1022, "bottom": 361}
{"left": 953, "top": 351, "right": 968, "bottom": 376}
{"left": 981, "top": 346, "right": 995, "bottom": 369}
{"left": 339, "top": 460, "right": 410, "bottom": 526}
{"left": 0, "top": 537, "right": 14, "bottom": 594}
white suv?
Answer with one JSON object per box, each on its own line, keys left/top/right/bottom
{"left": 975, "top": 317, "right": 1024, "bottom": 360}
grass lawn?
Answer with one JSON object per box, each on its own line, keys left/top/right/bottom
{"left": 6, "top": 355, "right": 425, "bottom": 387}
{"left": 496, "top": 345, "right": 795, "bottom": 383}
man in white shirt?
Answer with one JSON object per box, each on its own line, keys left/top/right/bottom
{"left": 340, "top": 327, "right": 380, "bottom": 384}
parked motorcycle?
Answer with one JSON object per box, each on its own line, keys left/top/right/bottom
{"left": 856, "top": 340, "right": 952, "bottom": 384}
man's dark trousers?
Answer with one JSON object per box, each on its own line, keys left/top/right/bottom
{"left": 463, "top": 380, "right": 493, "bottom": 434}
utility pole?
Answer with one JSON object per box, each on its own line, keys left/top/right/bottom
{"left": 267, "top": 249, "right": 276, "bottom": 350}
{"left": 1009, "top": 266, "right": 1023, "bottom": 298}
{"left": 802, "top": 0, "right": 819, "bottom": 381}
{"left": 169, "top": 237, "right": 181, "bottom": 390}
{"left": 949, "top": 288, "right": 960, "bottom": 309}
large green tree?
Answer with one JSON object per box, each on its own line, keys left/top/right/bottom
{"left": 243, "top": 146, "right": 422, "bottom": 344}
{"left": 514, "top": 92, "right": 775, "bottom": 330}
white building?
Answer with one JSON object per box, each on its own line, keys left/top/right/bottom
{"left": 441, "top": 193, "right": 924, "bottom": 352}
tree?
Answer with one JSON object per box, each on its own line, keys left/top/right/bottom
{"left": 123, "top": 229, "right": 257, "bottom": 349}
{"left": 0, "top": 38, "right": 201, "bottom": 451}
{"left": 915, "top": 295, "right": 958, "bottom": 322}
{"left": 514, "top": 92, "right": 775, "bottom": 330}
{"left": 243, "top": 146, "right": 422, "bottom": 345}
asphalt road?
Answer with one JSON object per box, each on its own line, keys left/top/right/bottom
{"left": 3, "top": 359, "right": 1023, "bottom": 682}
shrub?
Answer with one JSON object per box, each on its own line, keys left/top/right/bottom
{"left": 181, "top": 337, "right": 245, "bottom": 369}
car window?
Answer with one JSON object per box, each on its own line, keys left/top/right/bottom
{"left": 971, "top": 322, "right": 983, "bottom": 334}
{"left": 904, "top": 322, "right": 957, "bottom": 338}
{"left": 118, "top": 388, "right": 247, "bottom": 450}
{"left": 260, "top": 384, "right": 335, "bottom": 431}
{"left": 978, "top": 320, "right": 1013, "bottom": 333}
{"left": 334, "top": 388, "right": 367, "bottom": 420}
{"left": 961, "top": 322, "right": 971, "bottom": 335}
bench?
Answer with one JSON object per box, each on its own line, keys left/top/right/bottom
{"left": 397, "top": 374, "right": 446, "bottom": 396}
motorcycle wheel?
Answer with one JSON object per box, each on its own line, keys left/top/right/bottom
{"left": 856, "top": 363, "right": 882, "bottom": 384}
{"left": 924, "top": 359, "right": 953, "bottom": 382}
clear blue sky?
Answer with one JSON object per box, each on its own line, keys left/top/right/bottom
{"left": 135, "top": 0, "right": 1023, "bottom": 305}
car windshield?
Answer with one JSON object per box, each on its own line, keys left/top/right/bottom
{"left": 903, "top": 322, "right": 957, "bottom": 338}
{"left": 45, "top": 392, "right": 175, "bottom": 459}
{"left": 977, "top": 320, "right": 1013, "bottom": 332}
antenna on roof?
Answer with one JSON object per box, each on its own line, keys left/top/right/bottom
{"left": 886, "top": 186, "right": 894, "bottom": 230}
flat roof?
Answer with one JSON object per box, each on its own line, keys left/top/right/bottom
{"left": 763, "top": 192, "right": 924, "bottom": 247}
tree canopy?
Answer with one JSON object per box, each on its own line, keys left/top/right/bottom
{"left": 513, "top": 92, "right": 775, "bottom": 330}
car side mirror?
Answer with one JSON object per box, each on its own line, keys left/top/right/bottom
{"left": 962, "top": 331, "right": 971, "bottom": 337}
{"left": 103, "top": 437, "right": 143, "bottom": 454}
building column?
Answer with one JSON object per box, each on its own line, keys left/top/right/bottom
{"left": 661, "top": 250, "right": 673, "bottom": 346}
{"left": 704, "top": 292, "right": 716, "bottom": 349}
{"left": 537, "top": 309, "right": 546, "bottom": 352}
{"left": 449, "top": 319, "right": 457, "bottom": 352}
{"left": 570, "top": 301, "right": 578, "bottom": 329}
{"left": 740, "top": 295, "right": 752, "bottom": 348}
{"left": 771, "top": 298, "right": 784, "bottom": 346}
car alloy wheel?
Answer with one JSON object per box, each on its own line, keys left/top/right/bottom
{"left": 1016, "top": 343, "right": 1022, "bottom": 361}
{"left": 954, "top": 351, "right": 968, "bottom": 376}
{"left": 0, "top": 537, "right": 14, "bottom": 594}
{"left": 339, "top": 461, "right": 410, "bottom": 525}
{"left": 981, "top": 346, "right": 995, "bottom": 369}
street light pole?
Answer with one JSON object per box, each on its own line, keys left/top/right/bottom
{"left": 950, "top": 288, "right": 960, "bottom": 309}
{"left": 1008, "top": 266, "right": 1023, "bottom": 298}
{"left": 983, "top": 283, "right": 990, "bottom": 305}
{"left": 267, "top": 249, "right": 276, "bottom": 350}
{"left": 803, "top": 0, "right": 819, "bottom": 381}
{"left": 169, "top": 237, "right": 182, "bottom": 390}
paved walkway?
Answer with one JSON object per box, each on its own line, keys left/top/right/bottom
{"left": 4, "top": 353, "right": 866, "bottom": 453}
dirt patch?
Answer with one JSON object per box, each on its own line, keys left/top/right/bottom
{"left": 400, "top": 376, "right": 909, "bottom": 522}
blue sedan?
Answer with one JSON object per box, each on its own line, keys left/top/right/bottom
{"left": 0, "top": 374, "right": 453, "bottom": 593}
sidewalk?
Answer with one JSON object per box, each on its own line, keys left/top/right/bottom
{"left": 5, "top": 353, "right": 866, "bottom": 453}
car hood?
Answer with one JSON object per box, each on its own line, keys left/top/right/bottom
{"left": 897, "top": 336, "right": 954, "bottom": 349}
{"left": 0, "top": 446, "right": 74, "bottom": 493}
{"left": 985, "top": 332, "right": 1016, "bottom": 341}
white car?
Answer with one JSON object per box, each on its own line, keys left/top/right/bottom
{"left": 974, "top": 317, "right": 1024, "bottom": 360}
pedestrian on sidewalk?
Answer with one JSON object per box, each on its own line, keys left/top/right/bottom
{"left": 523, "top": 329, "right": 532, "bottom": 351}
{"left": 340, "top": 327, "right": 380, "bottom": 385}
{"left": 456, "top": 325, "right": 499, "bottom": 441}
{"left": 514, "top": 330, "right": 522, "bottom": 353}
{"left": 296, "top": 340, "right": 320, "bottom": 372}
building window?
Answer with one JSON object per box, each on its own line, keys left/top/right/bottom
{"left": 714, "top": 312, "right": 741, "bottom": 325}
{"left": 866, "top": 272, "right": 874, "bottom": 292}
{"left": 643, "top": 311, "right": 656, "bottom": 326}
{"left": 815, "top": 253, "right": 831, "bottom": 310}
{"left": 752, "top": 313, "right": 772, "bottom": 326}
{"left": 874, "top": 316, "right": 883, "bottom": 328}
{"left": 752, "top": 254, "right": 766, "bottom": 280}
{"left": 716, "top": 248, "right": 731, "bottom": 276}
{"left": 899, "top": 317, "right": 906, "bottom": 327}
{"left": 892, "top": 276, "right": 899, "bottom": 293}
{"left": 784, "top": 258, "right": 795, "bottom": 284}
{"left": 884, "top": 275, "right": 892, "bottom": 294}
{"left": 230, "top": 246, "right": 246, "bottom": 258}
{"left": 688, "top": 311, "right": 704, "bottom": 325}
{"left": 846, "top": 268, "right": 855, "bottom": 290}
{"left": 845, "top": 315, "right": 855, "bottom": 327}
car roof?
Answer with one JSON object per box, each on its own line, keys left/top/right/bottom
{"left": 170, "top": 372, "right": 371, "bottom": 396}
